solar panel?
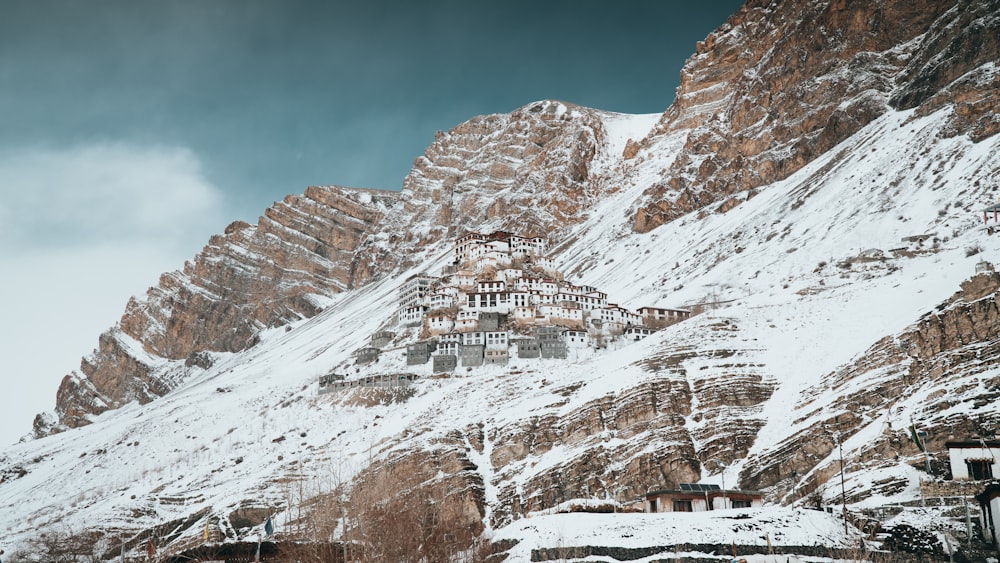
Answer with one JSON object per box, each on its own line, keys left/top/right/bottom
{"left": 679, "top": 483, "right": 721, "bottom": 491}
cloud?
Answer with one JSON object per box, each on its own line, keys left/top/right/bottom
{"left": 0, "top": 143, "right": 227, "bottom": 447}
{"left": 0, "top": 143, "right": 224, "bottom": 253}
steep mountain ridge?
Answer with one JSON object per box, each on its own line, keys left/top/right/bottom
{"left": 630, "top": 0, "right": 999, "bottom": 232}
{"left": 6, "top": 0, "right": 1000, "bottom": 557}
{"left": 5, "top": 101, "right": 998, "bottom": 556}
{"left": 350, "top": 100, "right": 652, "bottom": 283}
{"left": 34, "top": 186, "right": 398, "bottom": 434}
{"left": 40, "top": 100, "right": 655, "bottom": 435}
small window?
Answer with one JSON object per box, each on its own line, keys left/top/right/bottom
{"left": 731, "top": 499, "right": 752, "bottom": 509}
{"left": 673, "top": 499, "right": 693, "bottom": 512}
{"left": 967, "top": 459, "right": 994, "bottom": 480}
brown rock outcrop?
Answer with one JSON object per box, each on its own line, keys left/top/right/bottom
{"left": 336, "top": 319, "right": 775, "bottom": 530}
{"left": 351, "top": 100, "right": 614, "bottom": 282}
{"left": 44, "top": 186, "right": 396, "bottom": 432}
{"left": 741, "top": 272, "right": 1000, "bottom": 500}
{"left": 632, "top": 0, "right": 997, "bottom": 232}
{"left": 123, "top": 185, "right": 396, "bottom": 362}
{"left": 44, "top": 101, "right": 620, "bottom": 433}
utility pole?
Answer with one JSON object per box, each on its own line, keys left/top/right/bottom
{"left": 838, "top": 434, "right": 848, "bottom": 536}
{"left": 965, "top": 496, "right": 973, "bottom": 549}
{"left": 718, "top": 460, "right": 729, "bottom": 510}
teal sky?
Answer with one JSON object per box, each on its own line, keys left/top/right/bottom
{"left": 1, "top": 0, "right": 742, "bottom": 222}
{"left": 0, "top": 1, "right": 742, "bottom": 447}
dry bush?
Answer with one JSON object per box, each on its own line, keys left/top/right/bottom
{"left": 335, "top": 461, "right": 485, "bottom": 563}
{"left": 9, "top": 527, "right": 109, "bottom": 563}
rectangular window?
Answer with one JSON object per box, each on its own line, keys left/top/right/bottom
{"left": 967, "top": 459, "right": 994, "bottom": 480}
{"left": 731, "top": 499, "right": 752, "bottom": 509}
{"left": 673, "top": 500, "right": 693, "bottom": 512}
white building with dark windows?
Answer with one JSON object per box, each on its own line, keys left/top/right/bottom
{"left": 399, "top": 274, "right": 437, "bottom": 308}
{"left": 484, "top": 330, "right": 509, "bottom": 350}
{"left": 498, "top": 268, "right": 524, "bottom": 283}
{"left": 538, "top": 304, "right": 583, "bottom": 324}
{"left": 639, "top": 306, "right": 692, "bottom": 325}
{"left": 467, "top": 292, "right": 514, "bottom": 314}
{"left": 624, "top": 326, "right": 654, "bottom": 341}
{"left": 398, "top": 305, "right": 428, "bottom": 325}
{"left": 599, "top": 304, "right": 642, "bottom": 330}
{"left": 509, "top": 234, "right": 546, "bottom": 259}
{"left": 461, "top": 331, "right": 485, "bottom": 346}
{"left": 947, "top": 440, "right": 1000, "bottom": 480}
{"left": 456, "top": 310, "right": 479, "bottom": 331}
{"left": 477, "top": 280, "right": 506, "bottom": 293}
{"left": 564, "top": 329, "right": 588, "bottom": 348}
{"left": 427, "top": 289, "right": 457, "bottom": 310}
{"left": 514, "top": 277, "right": 559, "bottom": 296}
{"left": 426, "top": 314, "right": 454, "bottom": 335}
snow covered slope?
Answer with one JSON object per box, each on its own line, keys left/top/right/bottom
{"left": 1, "top": 100, "right": 998, "bottom": 559}
{"left": 4, "top": 0, "right": 1000, "bottom": 559}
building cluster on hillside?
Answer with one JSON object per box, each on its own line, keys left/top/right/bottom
{"left": 349, "top": 230, "right": 692, "bottom": 372}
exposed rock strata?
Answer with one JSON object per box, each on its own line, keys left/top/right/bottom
{"left": 741, "top": 272, "right": 1000, "bottom": 501}
{"left": 41, "top": 186, "right": 396, "bottom": 433}
{"left": 352, "top": 100, "right": 614, "bottom": 282}
{"left": 633, "top": 0, "right": 998, "bottom": 232}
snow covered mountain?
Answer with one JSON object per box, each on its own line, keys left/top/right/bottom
{"left": 3, "top": 0, "right": 1000, "bottom": 559}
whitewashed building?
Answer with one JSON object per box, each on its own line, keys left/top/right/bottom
{"left": 477, "top": 280, "right": 506, "bottom": 293}
{"left": 453, "top": 232, "right": 487, "bottom": 264}
{"left": 509, "top": 234, "right": 546, "bottom": 258}
{"left": 947, "top": 440, "right": 1000, "bottom": 480}
{"left": 462, "top": 331, "right": 485, "bottom": 346}
{"left": 399, "top": 274, "right": 437, "bottom": 308}
{"left": 498, "top": 268, "right": 524, "bottom": 283}
{"left": 639, "top": 306, "right": 692, "bottom": 325}
{"left": 456, "top": 310, "right": 479, "bottom": 331}
{"left": 484, "top": 330, "right": 509, "bottom": 350}
{"left": 599, "top": 304, "right": 642, "bottom": 329}
{"left": 563, "top": 329, "right": 588, "bottom": 348}
{"left": 438, "top": 340, "right": 461, "bottom": 356}
{"left": 467, "top": 292, "right": 514, "bottom": 314}
{"left": 512, "top": 306, "right": 536, "bottom": 322}
{"left": 538, "top": 304, "right": 584, "bottom": 324}
{"left": 439, "top": 332, "right": 462, "bottom": 344}
{"left": 427, "top": 289, "right": 458, "bottom": 310}
{"left": 398, "top": 305, "right": 428, "bottom": 325}
{"left": 514, "top": 277, "right": 559, "bottom": 296}
{"left": 426, "top": 314, "right": 454, "bottom": 335}
{"left": 624, "top": 326, "right": 654, "bottom": 341}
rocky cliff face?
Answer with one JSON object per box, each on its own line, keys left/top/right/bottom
{"left": 21, "top": 0, "right": 1000, "bottom": 552}
{"left": 41, "top": 101, "right": 630, "bottom": 433}
{"left": 631, "top": 0, "right": 999, "bottom": 232}
{"left": 740, "top": 270, "right": 1000, "bottom": 503}
{"left": 344, "top": 316, "right": 776, "bottom": 530}
{"left": 352, "top": 100, "right": 621, "bottom": 283}
{"left": 39, "top": 186, "right": 397, "bottom": 433}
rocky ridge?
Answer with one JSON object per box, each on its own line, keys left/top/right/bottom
{"left": 40, "top": 100, "right": 640, "bottom": 434}
{"left": 10, "top": 0, "right": 1000, "bottom": 557}
{"left": 37, "top": 186, "right": 397, "bottom": 434}
{"left": 44, "top": 0, "right": 1000, "bottom": 435}
{"left": 741, "top": 268, "right": 1000, "bottom": 504}
{"left": 630, "top": 0, "right": 1000, "bottom": 232}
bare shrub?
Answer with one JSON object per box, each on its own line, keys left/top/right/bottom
{"left": 9, "top": 527, "right": 109, "bottom": 563}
